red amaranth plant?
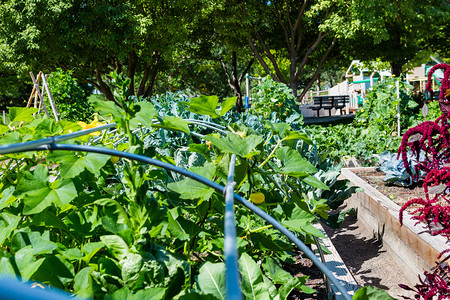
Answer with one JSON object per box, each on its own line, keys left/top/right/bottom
{"left": 399, "top": 262, "right": 450, "bottom": 300}
{"left": 426, "top": 63, "right": 450, "bottom": 114}
{"left": 398, "top": 114, "right": 450, "bottom": 179}
{"left": 399, "top": 63, "right": 450, "bottom": 298}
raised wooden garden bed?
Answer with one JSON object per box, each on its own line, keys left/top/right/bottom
{"left": 340, "top": 167, "right": 448, "bottom": 284}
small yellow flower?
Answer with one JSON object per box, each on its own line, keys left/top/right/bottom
{"left": 236, "top": 131, "right": 247, "bottom": 138}
{"left": 206, "top": 141, "right": 212, "bottom": 150}
{"left": 111, "top": 156, "right": 120, "bottom": 164}
{"left": 78, "top": 116, "right": 105, "bottom": 136}
{"left": 278, "top": 102, "right": 282, "bottom": 107}
{"left": 361, "top": 109, "right": 364, "bottom": 112}
{"left": 249, "top": 192, "right": 265, "bottom": 204}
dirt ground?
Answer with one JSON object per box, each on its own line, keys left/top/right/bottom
{"left": 322, "top": 208, "right": 416, "bottom": 299}
{"left": 285, "top": 168, "right": 425, "bottom": 299}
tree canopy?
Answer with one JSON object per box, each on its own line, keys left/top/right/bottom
{"left": 0, "top": 0, "right": 448, "bottom": 104}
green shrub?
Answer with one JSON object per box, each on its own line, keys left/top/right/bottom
{"left": 354, "top": 78, "right": 418, "bottom": 134}
{"left": 47, "top": 68, "right": 93, "bottom": 121}
{"left": 249, "top": 77, "right": 302, "bottom": 121}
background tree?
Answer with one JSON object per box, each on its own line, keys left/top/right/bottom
{"left": 341, "top": 0, "right": 449, "bottom": 76}
{"left": 0, "top": 0, "right": 202, "bottom": 103}
{"left": 219, "top": 0, "right": 367, "bottom": 100}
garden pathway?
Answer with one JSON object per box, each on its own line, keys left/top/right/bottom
{"left": 322, "top": 205, "right": 416, "bottom": 299}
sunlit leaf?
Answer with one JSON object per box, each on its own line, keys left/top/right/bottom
{"left": 197, "top": 262, "right": 226, "bottom": 300}
{"left": 15, "top": 165, "right": 77, "bottom": 215}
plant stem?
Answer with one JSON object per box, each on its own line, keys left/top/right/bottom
{"left": 258, "top": 138, "right": 284, "bottom": 169}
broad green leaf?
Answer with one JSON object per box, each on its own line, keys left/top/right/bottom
{"left": 188, "top": 143, "right": 212, "bottom": 161}
{"left": 135, "top": 288, "right": 165, "bottom": 300}
{"left": 302, "top": 175, "right": 330, "bottom": 190}
{"left": 167, "top": 209, "right": 190, "bottom": 241}
{"left": 55, "top": 152, "right": 110, "bottom": 179}
{"left": 95, "top": 198, "right": 131, "bottom": 227}
{"left": 82, "top": 241, "right": 104, "bottom": 263}
{"left": 262, "top": 275, "right": 279, "bottom": 300}
{"left": 0, "top": 212, "right": 20, "bottom": 244}
{"left": 73, "top": 267, "right": 94, "bottom": 298}
{"left": 279, "top": 276, "right": 311, "bottom": 299}
{"left": 15, "top": 165, "right": 77, "bottom": 215}
{"left": 250, "top": 232, "right": 292, "bottom": 251}
{"left": 0, "top": 257, "right": 16, "bottom": 276}
{"left": 100, "top": 235, "right": 130, "bottom": 260}
{"left": 353, "top": 286, "right": 396, "bottom": 300}
{"left": 164, "top": 266, "right": 185, "bottom": 299}
{"left": 32, "top": 255, "right": 74, "bottom": 288}
{"left": 283, "top": 131, "right": 311, "bottom": 143}
{"left": 62, "top": 248, "right": 84, "bottom": 261}
{"left": 153, "top": 116, "right": 190, "bottom": 133}
{"left": 8, "top": 107, "right": 38, "bottom": 123}
{"left": 219, "top": 97, "right": 237, "bottom": 116}
{"left": 266, "top": 122, "right": 291, "bottom": 136}
{"left": 120, "top": 253, "right": 143, "bottom": 282}
{"left": 282, "top": 220, "right": 325, "bottom": 238}
{"left": 204, "top": 133, "right": 263, "bottom": 158}
{"left": 14, "top": 246, "right": 46, "bottom": 280}
{"left": 0, "top": 124, "right": 9, "bottom": 134}
{"left": 11, "top": 231, "right": 58, "bottom": 256}
{"left": 197, "top": 262, "right": 226, "bottom": 300}
{"left": 0, "top": 186, "right": 16, "bottom": 211}
{"left": 262, "top": 257, "right": 292, "bottom": 284}
{"left": 179, "top": 293, "right": 216, "bottom": 300}
{"left": 105, "top": 287, "right": 165, "bottom": 300}
{"left": 168, "top": 179, "right": 215, "bottom": 201}
{"left": 182, "top": 95, "right": 220, "bottom": 118}
{"left": 130, "top": 101, "right": 157, "bottom": 129}
{"left": 168, "top": 164, "right": 216, "bottom": 200}
{"left": 275, "top": 147, "right": 317, "bottom": 175}
{"left": 239, "top": 253, "right": 272, "bottom": 300}
{"left": 89, "top": 98, "right": 124, "bottom": 120}
{"left": 57, "top": 120, "right": 82, "bottom": 134}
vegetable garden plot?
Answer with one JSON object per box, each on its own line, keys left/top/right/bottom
{"left": 0, "top": 76, "right": 361, "bottom": 299}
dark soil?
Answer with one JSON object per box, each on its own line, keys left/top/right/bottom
{"left": 284, "top": 251, "right": 328, "bottom": 299}
{"left": 353, "top": 169, "right": 425, "bottom": 209}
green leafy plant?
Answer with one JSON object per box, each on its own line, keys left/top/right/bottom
{"left": 249, "top": 76, "right": 302, "bottom": 122}
{"left": 47, "top": 68, "right": 93, "bottom": 121}
{"left": 0, "top": 73, "right": 357, "bottom": 299}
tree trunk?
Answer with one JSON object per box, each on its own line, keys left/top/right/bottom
{"left": 143, "top": 53, "right": 160, "bottom": 98}
{"left": 219, "top": 51, "right": 254, "bottom": 113}
{"left": 390, "top": 62, "right": 403, "bottom": 77}
{"left": 128, "top": 51, "right": 138, "bottom": 97}
{"left": 94, "top": 68, "right": 118, "bottom": 105}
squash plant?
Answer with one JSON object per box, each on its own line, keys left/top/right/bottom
{"left": 0, "top": 74, "right": 355, "bottom": 299}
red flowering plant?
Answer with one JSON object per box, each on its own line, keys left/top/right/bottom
{"left": 398, "top": 63, "right": 450, "bottom": 299}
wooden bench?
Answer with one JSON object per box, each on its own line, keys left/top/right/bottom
{"left": 309, "top": 95, "right": 349, "bottom": 117}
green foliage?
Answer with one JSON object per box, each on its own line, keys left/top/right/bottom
{"left": 306, "top": 78, "right": 427, "bottom": 164}
{"left": 249, "top": 77, "right": 302, "bottom": 121}
{"left": 0, "top": 75, "right": 357, "bottom": 298}
{"left": 354, "top": 78, "right": 418, "bottom": 133}
{"left": 0, "top": 73, "right": 30, "bottom": 109}
{"left": 47, "top": 69, "right": 93, "bottom": 121}
{"left": 353, "top": 286, "right": 396, "bottom": 300}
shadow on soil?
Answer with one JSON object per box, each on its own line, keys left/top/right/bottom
{"left": 322, "top": 214, "right": 391, "bottom": 291}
